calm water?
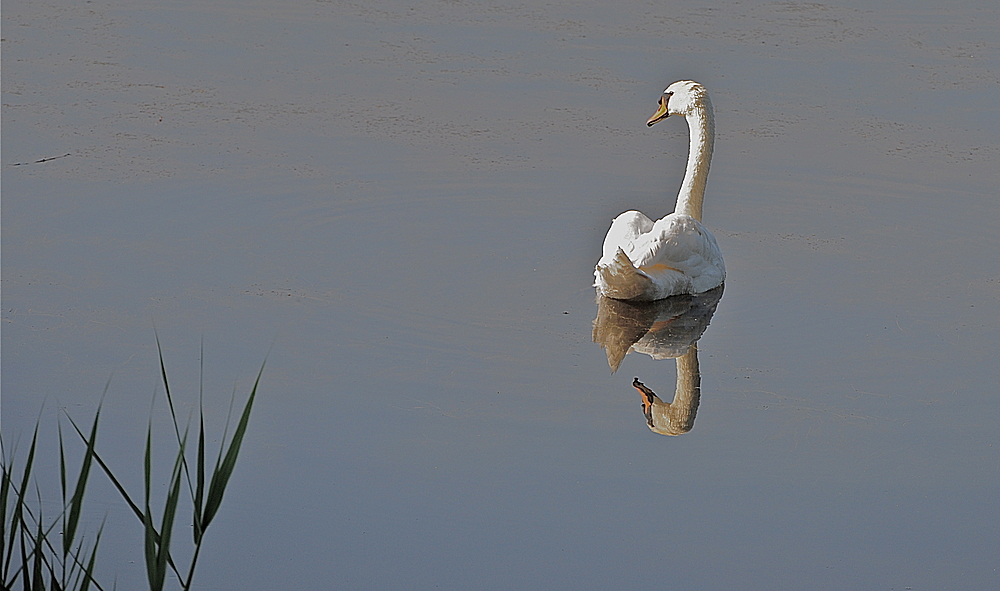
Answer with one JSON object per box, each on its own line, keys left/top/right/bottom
{"left": 3, "top": 0, "right": 999, "bottom": 589}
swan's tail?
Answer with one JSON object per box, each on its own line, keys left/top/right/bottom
{"left": 595, "top": 248, "right": 654, "bottom": 301}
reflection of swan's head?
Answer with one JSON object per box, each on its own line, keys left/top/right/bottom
{"left": 647, "top": 80, "right": 709, "bottom": 126}
{"left": 633, "top": 355, "right": 700, "bottom": 436}
{"left": 632, "top": 345, "right": 702, "bottom": 436}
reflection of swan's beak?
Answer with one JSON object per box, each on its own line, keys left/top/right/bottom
{"left": 647, "top": 97, "right": 670, "bottom": 127}
{"left": 633, "top": 378, "right": 661, "bottom": 428}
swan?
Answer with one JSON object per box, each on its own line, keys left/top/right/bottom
{"left": 595, "top": 80, "right": 725, "bottom": 301}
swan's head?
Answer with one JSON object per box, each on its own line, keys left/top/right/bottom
{"left": 646, "top": 80, "right": 709, "bottom": 127}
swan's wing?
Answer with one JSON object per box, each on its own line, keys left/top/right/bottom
{"left": 600, "top": 211, "right": 655, "bottom": 263}
{"left": 627, "top": 214, "right": 725, "bottom": 292}
{"left": 595, "top": 247, "right": 655, "bottom": 301}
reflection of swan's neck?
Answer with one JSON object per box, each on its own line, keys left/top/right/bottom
{"left": 635, "top": 344, "right": 702, "bottom": 436}
{"left": 671, "top": 344, "right": 701, "bottom": 429}
{"left": 675, "top": 98, "right": 714, "bottom": 222}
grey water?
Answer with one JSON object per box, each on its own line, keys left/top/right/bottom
{"left": 3, "top": 0, "right": 999, "bottom": 589}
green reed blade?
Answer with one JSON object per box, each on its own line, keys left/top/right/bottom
{"left": 63, "top": 397, "right": 101, "bottom": 557}
{"left": 154, "top": 333, "right": 183, "bottom": 449}
{"left": 16, "top": 425, "right": 39, "bottom": 528}
{"left": 57, "top": 423, "right": 71, "bottom": 589}
{"left": 193, "top": 340, "right": 206, "bottom": 545}
{"left": 9, "top": 423, "right": 39, "bottom": 585}
{"left": 155, "top": 450, "right": 185, "bottom": 591}
{"left": 78, "top": 522, "right": 103, "bottom": 591}
{"left": 143, "top": 421, "right": 157, "bottom": 591}
{"left": 66, "top": 537, "right": 86, "bottom": 591}
{"left": 193, "top": 412, "right": 206, "bottom": 546}
{"left": 59, "top": 514, "right": 104, "bottom": 591}
{"left": 1, "top": 450, "right": 12, "bottom": 577}
{"left": 58, "top": 424, "right": 67, "bottom": 514}
{"left": 32, "top": 513, "right": 44, "bottom": 591}
{"left": 63, "top": 416, "right": 143, "bottom": 526}
{"left": 202, "top": 361, "right": 263, "bottom": 530}
{"left": 155, "top": 334, "right": 199, "bottom": 516}
{"left": 52, "top": 564, "right": 64, "bottom": 591}
{"left": 18, "top": 518, "right": 29, "bottom": 591}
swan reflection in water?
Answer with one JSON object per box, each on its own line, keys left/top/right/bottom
{"left": 593, "top": 285, "right": 723, "bottom": 435}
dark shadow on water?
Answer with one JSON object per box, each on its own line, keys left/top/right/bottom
{"left": 593, "top": 285, "right": 723, "bottom": 436}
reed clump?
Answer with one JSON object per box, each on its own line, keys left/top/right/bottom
{"left": 1, "top": 337, "right": 266, "bottom": 591}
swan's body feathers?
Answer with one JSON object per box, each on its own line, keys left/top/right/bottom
{"left": 595, "top": 80, "right": 725, "bottom": 301}
{"left": 596, "top": 211, "right": 724, "bottom": 301}
{"left": 595, "top": 247, "right": 655, "bottom": 301}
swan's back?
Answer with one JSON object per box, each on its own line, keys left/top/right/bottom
{"left": 595, "top": 211, "right": 724, "bottom": 301}
{"left": 639, "top": 214, "right": 725, "bottom": 293}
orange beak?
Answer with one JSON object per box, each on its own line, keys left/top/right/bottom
{"left": 646, "top": 96, "right": 669, "bottom": 127}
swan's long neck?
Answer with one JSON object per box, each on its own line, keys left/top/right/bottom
{"left": 674, "top": 97, "right": 714, "bottom": 222}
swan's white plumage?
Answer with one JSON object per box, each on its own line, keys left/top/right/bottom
{"left": 595, "top": 80, "right": 725, "bottom": 301}
{"left": 597, "top": 211, "right": 724, "bottom": 301}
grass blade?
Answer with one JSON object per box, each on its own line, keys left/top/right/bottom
{"left": 52, "top": 565, "right": 64, "bottom": 591}
{"left": 63, "top": 396, "right": 102, "bottom": 557}
{"left": 18, "top": 517, "right": 29, "bottom": 591}
{"left": 1, "top": 444, "right": 12, "bottom": 580}
{"left": 154, "top": 333, "right": 185, "bottom": 453}
{"left": 9, "top": 423, "right": 39, "bottom": 586}
{"left": 58, "top": 424, "right": 67, "bottom": 516}
{"left": 155, "top": 448, "right": 185, "bottom": 591}
{"left": 193, "top": 340, "right": 206, "bottom": 545}
{"left": 202, "top": 361, "right": 263, "bottom": 529}
{"left": 57, "top": 422, "right": 67, "bottom": 588}
{"left": 193, "top": 411, "right": 206, "bottom": 546}
{"left": 31, "top": 509, "right": 44, "bottom": 591}
{"left": 78, "top": 521, "right": 104, "bottom": 591}
{"left": 142, "top": 418, "right": 161, "bottom": 591}
{"left": 155, "top": 334, "right": 199, "bottom": 519}
{"left": 63, "top": 416, "right": 142, "bottom": 524}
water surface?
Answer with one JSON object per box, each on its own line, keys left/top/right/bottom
{"left": 3, "top": 0, "right": 998, "bottom": 589}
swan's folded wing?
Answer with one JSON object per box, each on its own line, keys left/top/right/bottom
{"left": 629, "top": 215, "right": 725, "bottom": 292}
{"left": 595, "top": 248, "right": 655, "bottom": 301}
{"left": 601, "top": 211, "right": 656, "bottom": 263}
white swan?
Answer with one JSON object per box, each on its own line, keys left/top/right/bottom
{"left": 595, "top": 80, "right": 725, "bottom": 301}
